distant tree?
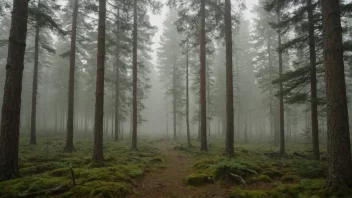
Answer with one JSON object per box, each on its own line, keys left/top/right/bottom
{"left": 264, "top": 0, "right": 285, "bottom": 155}
{"left": 28, "top": 0, "right": 65, "bottom": 145}
{"left": 251, "top": 0, "right": 278, "bottom": 142}
{"left": 322, "top": 0, "right": 352, "bottom": 189}
{"left": 131, "top": 0, "right": 161, "bottom": 150}
{"left": 157, "top": 11, "right": 185, "bottom": 140}
{"left": 92, "top": 0, "right": 106, "bottom": 161}
{"left": 0, "top": 0, "right": 30, "bottom": 181}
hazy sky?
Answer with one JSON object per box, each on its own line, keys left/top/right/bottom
{"left": 149, "top": 0, "right": 259, "bottom": 65}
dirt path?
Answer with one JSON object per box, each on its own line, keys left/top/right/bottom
{"left": 127, "top": 140, "right": 231, "bottom": 198}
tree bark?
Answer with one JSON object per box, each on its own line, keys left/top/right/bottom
{"left": 322, "top": 0, "right": 352, "bottom": 189}
{"left": 115, "top": 8, "right": 120, "bottom": 142}
{"left": 307, "top": 0, "right": 320, "bottom": 161}
{"left": 173, "top": 48, "right": 177, "bottom": 140}
{"left": 0, "top": 0, "right": 30, "bottom": 181}
{"left": 92, "top": 0, "right": 106, "bottom": 161}
{"left": 64, "top": 0, "right": 79, "bottom": 153}
{"left": 199, "top": 0, "right": 207, "bottom": 151}
{"left": 267, "top": 33, "right": 274, "bottom": 142}
{"left": 277, "top": 2, "right": 285, "bottom": 155}
{"left": 132, "top": 0, "right": 138, "bottom": 150}
{"left": 225, "top": 0, "right": 234, "bottom": 157}
{"left": 30, "top": 0, "right": 41, "bottom": 145}
{"left": 186, "top": 40, "right": 191, "bottom": 147}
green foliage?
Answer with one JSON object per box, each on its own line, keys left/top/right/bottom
{"left": 289, "top": 159, "right": 327, "bottom": 178}
{"left": 184, "top": 173, "right": 212, "bottom": 186}
{"left": 261, "top": 169, "right": 284, "bottom": 179}
{"left": 0, "top": 135, "right": 162, "bottom": 197}
{"left": 281, "top": 174, "right": 300, "bottom": 182}
{"left": 257, "top": 175, "right": 273, "bottom": 183}
{"left": 192, "top": 157, "right": 258, "bottom": 182}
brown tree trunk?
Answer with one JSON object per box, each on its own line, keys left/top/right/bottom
{"left": 199, "top": 0, "right": 207, "bottom": 151}
{"left": 267, "top": 33, "right": 274, "bottom": 142}
{"left": 64, "top": 0, "right": 79, "bottom": 153}
{"left": 0, "top": 0, "right": 30, "bottom": 181}
{"left": 277, "top": 2, "right": 285, "bottom": 155}
{"left": 322, "top": 0, "right": 352, "bottom": 189}
{"left": 307, "top": 0, "right": 320, "bottom": 161}
{"left": 30, "top": 0, "right": 41, "bottom": 145}
{"left": 132, "top": 0, "right": 138, "bottom": 150}
{"left": 225, "top": 0, "right": 234, "bottom": 157}
{"left": 115, "top": 9, "right": 120, "bottom": 142}
{"left": 186, "top": 40, "right": 191, "bottom": 147}
{"left": 55, "top": 104, "right": 58, "bottom": 133}
{"left": 92, "top": 0, "right": 106, "bottom": 161}
{"left": 244, "top": 110, "right": 248, "bottom": 143}
{"left": 173, "top": 48, "right": 177, "bottom": 140}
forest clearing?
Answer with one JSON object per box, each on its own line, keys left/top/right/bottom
{"left": 1, "top": 0, "right": 352, "bottom": 197}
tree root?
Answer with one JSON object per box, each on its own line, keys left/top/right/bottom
{"left": 229, "top": 173, "right": 247, "bottom": 187}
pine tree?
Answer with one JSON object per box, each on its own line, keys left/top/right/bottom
{"left": 92, "top": 0, "right": 106, "bottom": 161}
{"left": 224, "top": 0, "right": 234, "bottom": 157}
{"left": 0, "top": 0, "right": 30, "bottom": 181}
{"left": 64, "top": 0, "right": 79, "bottom": 153}
{"left": 28, "top": 0, "right": 65, "bottom": 145}
{"left": 157, "top": 11, "right": 185, "bottom": 141}
{"left": 322, "top": 0, "right": 352, "bottom": 189}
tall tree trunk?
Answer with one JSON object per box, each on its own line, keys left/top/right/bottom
{"left": 244, "top": 110, "right": 248, "bottom": 143}
{"left": 92, "top": 0, "right": 106, "bottom": 161}
{"left": 307, "top": 0, "right": 320, "bottom": 161}
{"left": 64, "top": 0, "right": 79, "bottom": 153}
{"left": 225, "top": 0, "right": 234, "bottom": 157}
{"left": 277, "top": 2, "right": 285, "bottom": 155}
{"left": 131, "top": 0, "right": 138, "bottom": 150}
{"left": 186, "top": 40, "right": 191, "bottom": 147}
{"left": 166, "top": 98, "right": 169, "bottom": 137}
{"left": 322, "top": 0, "right": 352, "bottom": 188}
{"left": 0, "top": 0, "right": 30, "bottom": 181}
{"left": 55, "top": 104, "right": 58, "bottom": 133}
{"left": 267, "top": 33, "right": 274, "bottom": 141}
{"left": 199, "top": 0, "right": 207, "bottom": 151}
{"left": 173, "top": 48, "right": 177, "bottom": 140}
{"left": 115, "top": 9, "right": 120, "bottom": 142}
{"left": 30, "top": 1, "right": 41, "bottom": 145}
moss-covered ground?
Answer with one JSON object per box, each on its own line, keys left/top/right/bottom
{"left": 1, "top": 135, "right": 351, "bottom": 198}
{"left": 0, "top": 133, "right": 165, "bottom": 198}
{"left": 173, "top": 140, "right": 352, "bottom": 198}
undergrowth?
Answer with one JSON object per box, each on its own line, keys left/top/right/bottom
{"left": 0, "top": 134, "right": 165, "bottom": 198}
{"left": 181, "top": 141, "right": 341, "bottom": 197}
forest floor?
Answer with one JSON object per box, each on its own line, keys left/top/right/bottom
{"left": 1, "top": 133, "right": 351, "bottom": 198}
{"left": 127, "top": 140, "right": 231, "bottom": 198}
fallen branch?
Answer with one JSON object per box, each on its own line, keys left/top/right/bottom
{"left": 229, "top": 173, "right": 247, "bottom": 187}
{"left": 19, "top": 184, "right": 70, "bottom": 198}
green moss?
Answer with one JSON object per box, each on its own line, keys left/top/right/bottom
{"left": 281, "top": 174, "right": 300, "bottom": 182}
{"left": 300, "top": 179, "right": 325, "bottom": 190}
{"left": 49, "top": 168, "right": 70, "bottom": 177}
{"left": 230, "top": 188, "right": 271, "bottom": 198}
{"left": 66, "top": 181, "right": 128, "bottom": 198}
{"left": 290, "top": 160, "right": 327, "bottom": 178}
{"left": 150, "top": 155, "right": 165, "bottom": 163}
{"left": 184, "top": 173, "right": 212, "bottom": 186}
{"left": 193, "top": 157, "right": 257, "bottom": 181}
{"left": 261, "top": 169, "right": 284, "bottom": 179}
{"left": 257, "top": 175, "right": 272, "bottom": 183}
